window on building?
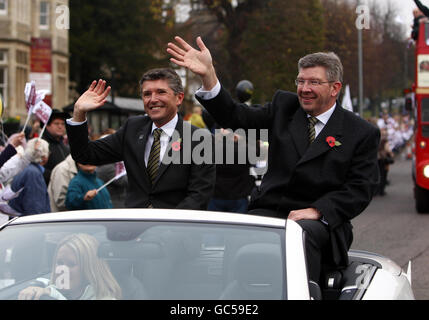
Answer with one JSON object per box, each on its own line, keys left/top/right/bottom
{"left": 16, "top": 50, "right": 28, "bottom": 66}
{"left": 0, "top": 50, "right": 7, "bottom": 64}
{"left": 0, "top": 0, "right": 7, "bottom": 15}
{"left": 0, "top": 68, "right": 7, "bottom": 109}
{"left": 16, "top": 67, "right": 27, "bottom": 114}
{"left": 56, "top": 75, "right": 66, "bottom": 107}
{"left": 40, "top": 1, "right": 50, "bottom": 29}
{"left": 17, "top": 0, "right": 30, "bottom": 24}
{"left": 57, "top": 61, "right": 67, "bottom": 75}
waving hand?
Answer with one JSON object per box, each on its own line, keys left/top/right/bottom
{"left": 167, "top": 36, "right": 219, "bottom": 90}
{"left": 73, "top": 79, "right": 111, "bottom": 122}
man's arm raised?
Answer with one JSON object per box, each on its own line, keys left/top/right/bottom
{"left": 167, "top": 36, "right": 218, "bottom": 91}
{"left": 73, "top": 79, "right": 111, "bottom": 122}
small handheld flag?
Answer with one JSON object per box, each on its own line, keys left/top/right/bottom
{"left": 96, "top": 162, "right": 127, "bottom": 193}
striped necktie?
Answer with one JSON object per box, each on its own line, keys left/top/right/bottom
{"left": 308, "top": 116, "right": 318, "bottom": 143}
{"left": 147, "top": 128, "right": 163, "bottom": 184}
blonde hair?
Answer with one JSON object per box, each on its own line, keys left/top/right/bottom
{"left": 50, "top": 233, "right": 122, "bottom": 300}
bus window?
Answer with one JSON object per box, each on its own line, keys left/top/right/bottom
{"left": 425, "top": 23, "right": 429, "bottom": 45}
{"left": 422, "top": 98, "right": 429, "bottom": 122}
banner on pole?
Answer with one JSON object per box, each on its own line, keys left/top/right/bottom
{"left": 32, "top": 101, "right": 52, "bottom": 124}
{"left": 24, "top": 81, "right": 37, "bottom": 112}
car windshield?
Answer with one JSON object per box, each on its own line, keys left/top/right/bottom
{"left": 0, "top": 221, "right": 286, "bottom": 300}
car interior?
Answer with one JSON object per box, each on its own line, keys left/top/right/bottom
{"left": 0, "top": 222, "right": 286, "bottom": 300}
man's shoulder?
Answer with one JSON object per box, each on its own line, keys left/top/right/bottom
{"left": 342, "top": 108, "right": 379, "bottom": 134}
{"left": 274, "top": 89, "right": 298, "bottom": 99}
{"left": 271, "top": 90, "right": 300, "bottom": 116}
{"left": 272, "top": 90, "right": 298, "bottom": 101}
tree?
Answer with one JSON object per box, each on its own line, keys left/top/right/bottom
{"left": 184, "top": 0, "right": 325, "bottom": 102}
{"left": 239, "top": 0, "right": 325, "bottom": 102}
{"left": 69, "top": 0, "right": 172, "bottom": 97}
{"left": 321, "top": 0, "right": 411, "bottom": 115}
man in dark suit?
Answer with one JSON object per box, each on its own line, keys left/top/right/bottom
{"left": 66, "top": 68, "right": 215, "bottom": 210}
{"left": 167, "top": 37, "right": 380, "bottom": 284}
{"left": 42, "top": 109, "right": 70, "bottom": 185}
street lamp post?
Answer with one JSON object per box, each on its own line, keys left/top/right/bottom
{"left": 358, "top": 27, "right": 364, "bottom": 117}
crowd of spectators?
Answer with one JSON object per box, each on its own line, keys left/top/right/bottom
{"left": 0, "top": 114, "right": 129, "bottom": 222}
{"left": 368, "top": 111, "right": 414, "bottom": 196}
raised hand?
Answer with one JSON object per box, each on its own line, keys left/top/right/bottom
{"left": 73, "top": 79, "right": 111, "bottom": 121}
{"left": 8, "top": 132, "right": 25, "bottom": 148}
{"left": 167, "top": 36, "right": 218, "bottom": 90}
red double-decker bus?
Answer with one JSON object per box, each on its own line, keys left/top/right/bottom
{"left": 412, "top": 21, "right": 429, "bottom": 213}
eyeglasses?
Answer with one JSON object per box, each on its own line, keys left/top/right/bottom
{"left": 295, "top": 79, "right": 335, "bottom": 87}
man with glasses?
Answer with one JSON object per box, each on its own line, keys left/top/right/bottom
{"left": 167, "top": 36, "right": 380, "bottom": 287}
{"left": 42, "top": 109, "right": 70, "bottom": 185}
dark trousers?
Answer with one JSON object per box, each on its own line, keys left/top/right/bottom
{"left": 377, "top": 159, "right": 388, "bottom": 195}
{"left": 295, "top": 220, "right": 330, "bottom": 284}
{"left": 248, "top": 208, "right": 331, "bottom": 284}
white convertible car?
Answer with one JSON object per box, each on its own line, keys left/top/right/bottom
{"left": 0, "top": 209, "right": 414, "bottom": 300}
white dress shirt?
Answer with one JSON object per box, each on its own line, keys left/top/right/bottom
{"left": 308, "top": 103, "right": 336, "bottom": 139}
{"left": 144, "top": 114, "right": 178, "bottom": 166}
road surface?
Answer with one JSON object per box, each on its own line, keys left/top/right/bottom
{"left": 351, "top": 153, "right": 429, "bottom": 300}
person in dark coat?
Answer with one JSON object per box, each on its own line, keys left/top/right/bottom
{"left": 208, "top": 128, "right": 255, "bottom": 213}
{"left": 42, "top": 109, "right": 70, "bottom": 185}
{"left": 411, "top": 4, "right": 428, "bottom": 41}
{"left": 167, "top": 37, "right": 380, "bottom": 285}
{"left": 414, "top": 0, "right": 429, "bottom": 17}
{"left": 66, "top": 68, "right": 215, "bottom": 210}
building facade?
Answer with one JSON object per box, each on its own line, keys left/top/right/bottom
{"left": 0, "top": 0, "right": 69, "bottom": 120}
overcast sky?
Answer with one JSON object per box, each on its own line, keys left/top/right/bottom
{"left": 378, "top": 0, "right": 417, "bottom": 27}
{"left": 348, "top": 0, "right": 421, "bottom": 37}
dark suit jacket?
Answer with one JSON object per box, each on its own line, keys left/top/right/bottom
{"left": 66, "top": 115, "right": 215, "bottom": 210}
{"left": 196, "top": 86, "right": 380, "bottom": 267}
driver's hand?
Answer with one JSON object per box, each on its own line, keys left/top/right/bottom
{"left": 18, "top": 286, "right": 51, "bottom": 300}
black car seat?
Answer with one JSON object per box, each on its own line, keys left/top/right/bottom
{"left": 219, "top": 243, "right": 283, "bottom": 300}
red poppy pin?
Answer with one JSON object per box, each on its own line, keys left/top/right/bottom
{"left": 172, "top": 138, "right": 182, "bottom": 151}
{"left": 326, "top": 136, "right": 342, "bottom": 148}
